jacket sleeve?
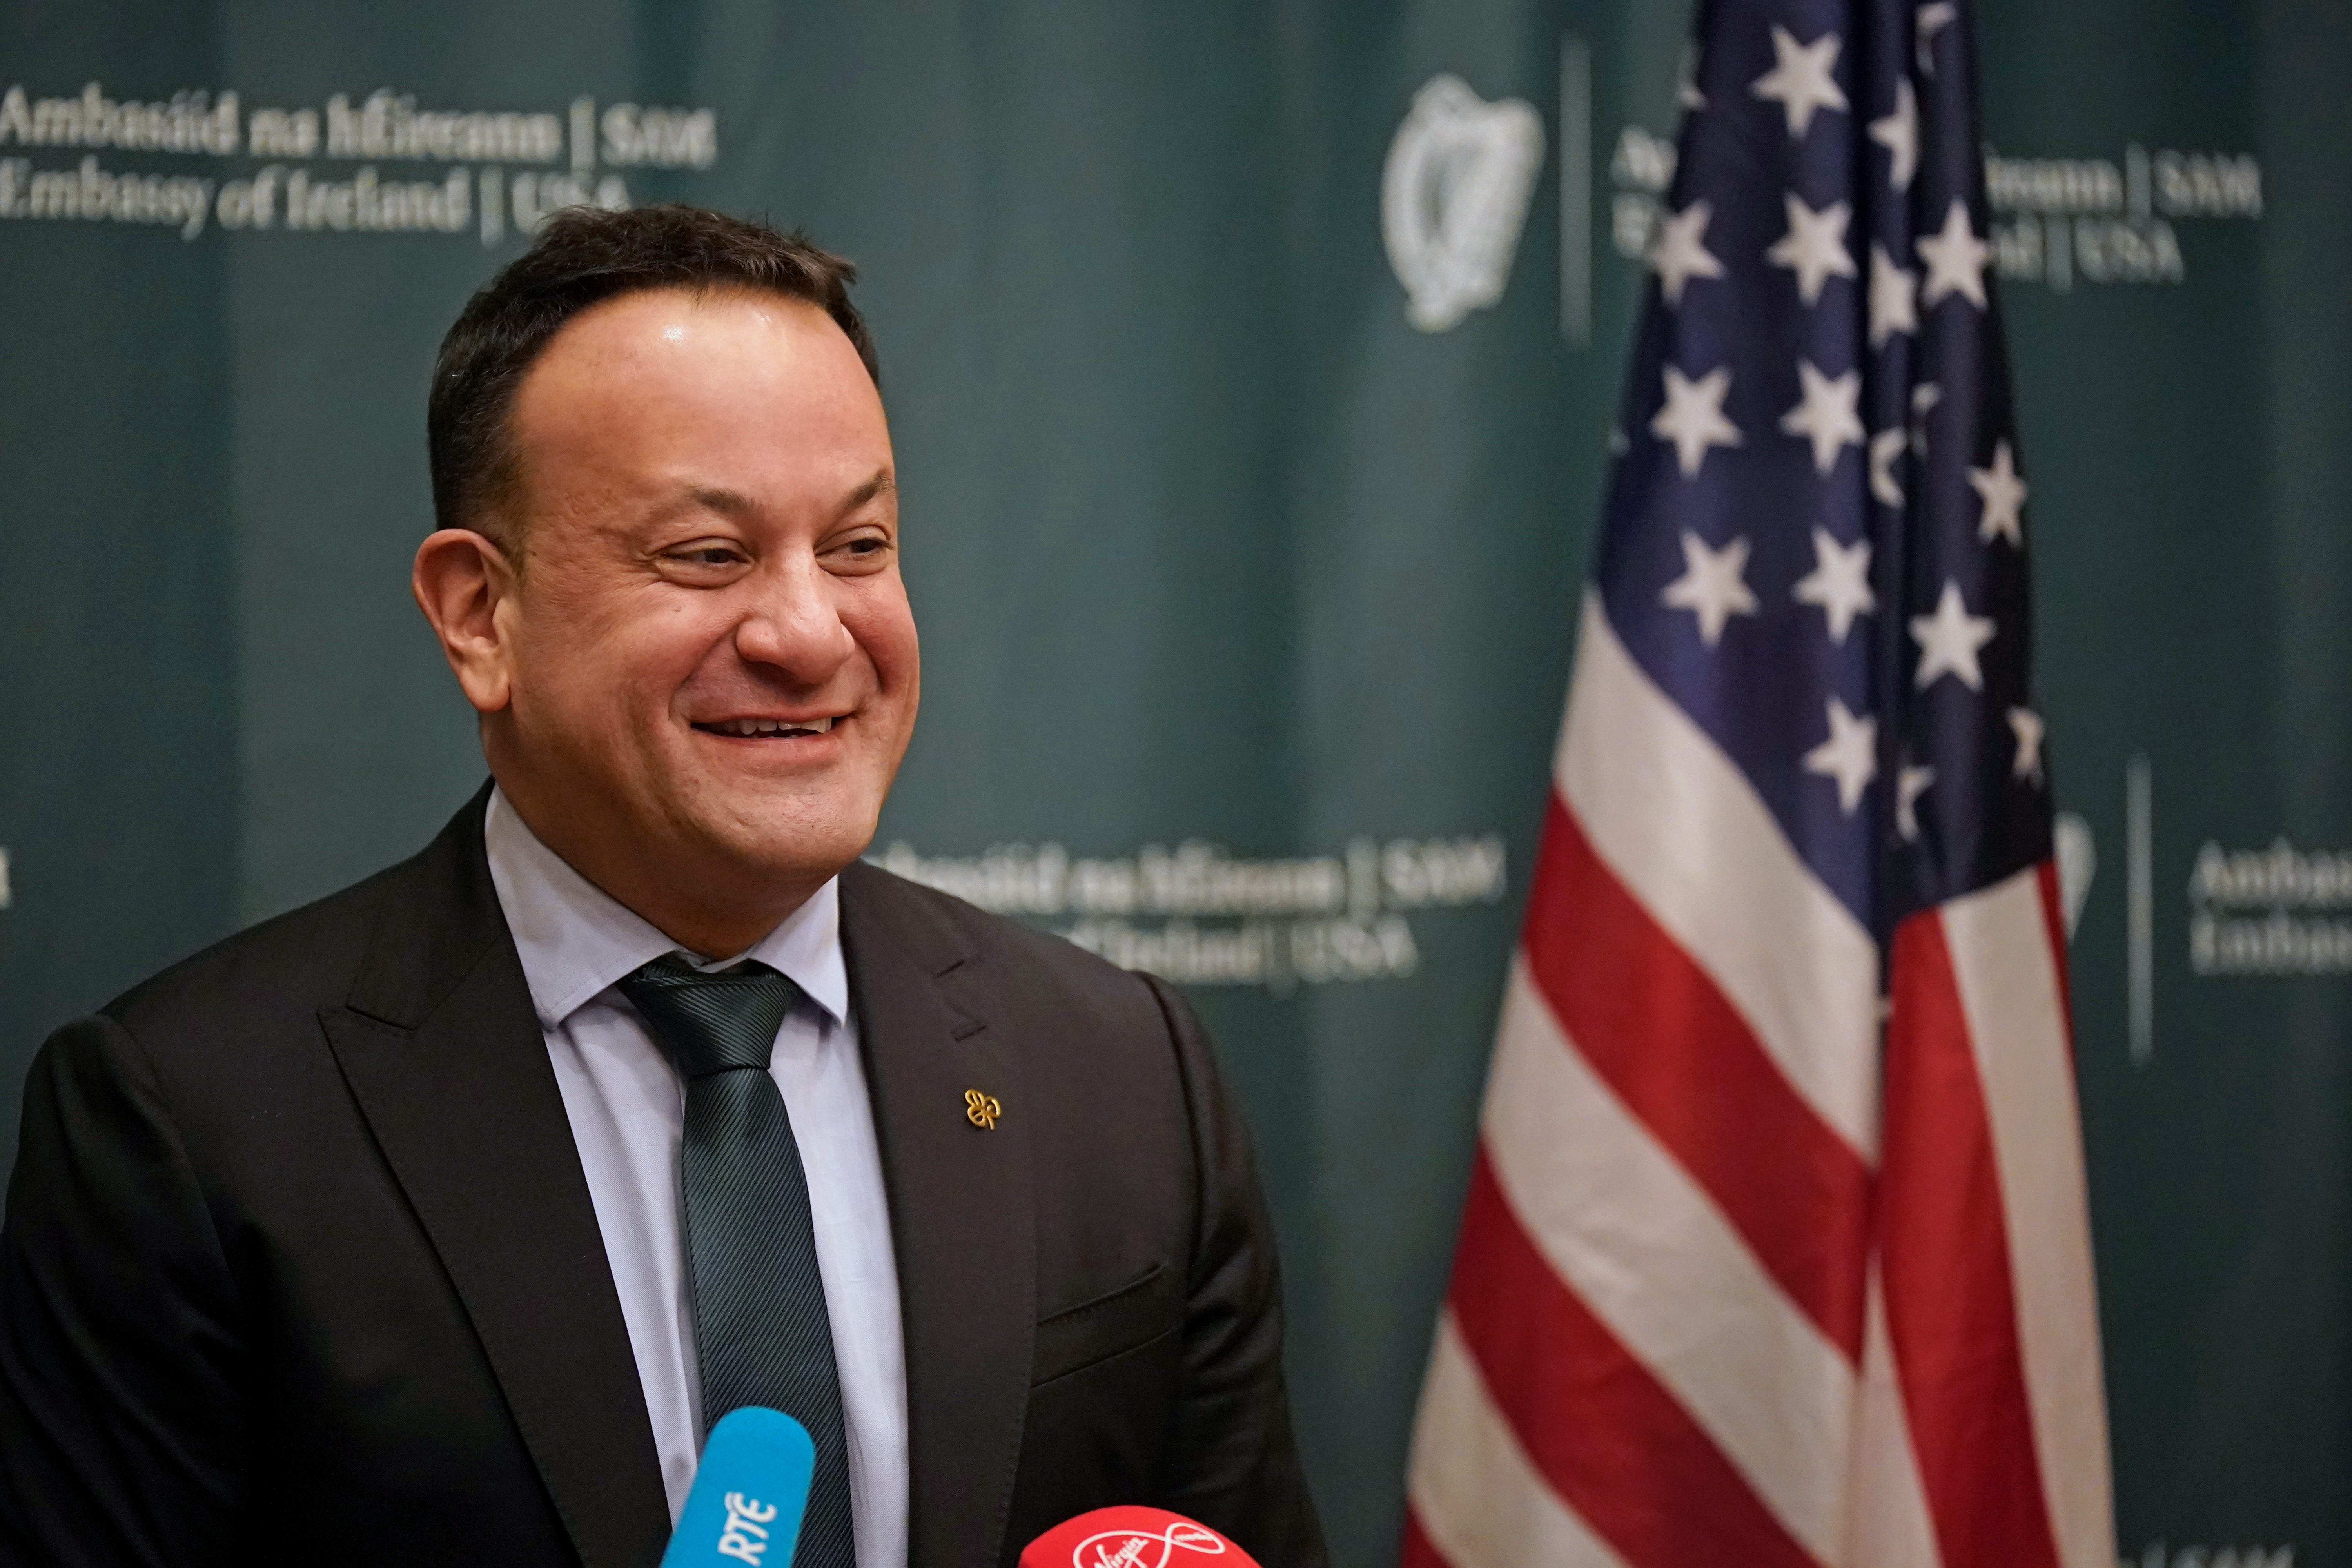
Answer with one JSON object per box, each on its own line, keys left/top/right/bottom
{"left": 1138, "top": 975, "right": 1329, "bottom": 1568}
{"left": 0, "top": 1013, "right": 252, "bottom": 1566}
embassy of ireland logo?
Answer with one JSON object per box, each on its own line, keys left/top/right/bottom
{"left": 1382, "top": 73, "right": 1544, "bottom": 332}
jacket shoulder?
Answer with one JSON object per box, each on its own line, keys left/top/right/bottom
{"left": 101, "top": 789, "right": 497, "bottom": 1050}
{"left": 101, "top": 859, "right": 407, "bottom": 1044}
{"left": 74, "top": 794, "right": 498, "bottom": 1134}
{"left": 840, "top": 860, "right": 1167, "bottom": 1016}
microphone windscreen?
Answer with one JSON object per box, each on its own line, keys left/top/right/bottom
{"left": 1019, "top": 1506, "right": 1262, "bottom": 1568}
{"left": 659, "top": 1406, "right": 817, "bottom": 1568}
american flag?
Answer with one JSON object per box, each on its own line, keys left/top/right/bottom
{"left": 1402, "top": 4, "right": 2115, "bottom": 1568}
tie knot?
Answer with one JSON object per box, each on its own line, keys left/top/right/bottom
{"left": 618, "top": 955, "right": 799, "bottom": 1078}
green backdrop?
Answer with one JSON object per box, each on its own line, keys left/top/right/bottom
{"left": 1, "top": 4, "right": 2340, "bottom": 1564}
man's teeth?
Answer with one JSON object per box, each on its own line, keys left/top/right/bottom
{"left": 709, "top": 717, "right": 835, "bottom": 737}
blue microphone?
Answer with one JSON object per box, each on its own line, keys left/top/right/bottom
{"left": 660, "top": 1406, "right": 817, "bottom": 1568}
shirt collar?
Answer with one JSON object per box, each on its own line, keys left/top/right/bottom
{"left": 482, "top": 786, "right": 848, "bottom": 1031}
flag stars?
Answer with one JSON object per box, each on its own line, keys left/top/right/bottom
{"left": 2009, "top": 707, "right": 2047, "bottom": 784}
{"left": 1918, "top": 200, "right": 1994, "bottom": 310}
{"left": 1869, "top": 245, "right": 1919, "bottom": 348}
{"left": 1751, "top": 25, "right": 1849, "bottom": 138}
{"left": 1917, "top": 3, "right": 1958, "bottom": 75}
{"left": 1910, "top": 383, "right": 1943, "bottom": 456}
{"left": 1896, "top": 764, "right": 1936, "bottom": 842}
{"left": 1792, "top": 528, "right": 1876, "bottom": 643}
{"left": 1910, "top": 580, "right": 1996, "bottom": 690}
{"left": 1780, "top": 360, "right": 1865, "bottom": 475}
{"left": 1651, "top": 200, "right": 1728, "bottom": 306}
{"left": 1869, "top": 428, "right": 1907, "bottom": 507}
{"left": 1804, "top": 698, "right": 1878, "bottom": 815}
{"left": 1869, "top": 79, "right": 1919, "bottom": 192}
{"left": 1766, "top": 194, "right": 1858, "bottom": 306}
{"left": 1651, "top": 364, "right": 1744, "bottom": 475}
{"left": 1969, "top": 440, "right": 2029, "bottom": 546}
{"left": 1660, "top": 531, "right": 1760, "bottom": 646}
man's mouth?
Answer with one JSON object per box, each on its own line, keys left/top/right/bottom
{"left": 693, "top": 716, "right": 838, "bottom": 738}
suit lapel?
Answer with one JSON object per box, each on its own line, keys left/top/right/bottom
{"left": 841, "top": 864, "right": 1036, "bottom": 1568}
{"left": 323, "top": 791, "right": 671, "bottom": 1568}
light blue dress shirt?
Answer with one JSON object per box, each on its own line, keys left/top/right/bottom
{"left": 483, "top": 788, "right": 909, "bottom": 1568}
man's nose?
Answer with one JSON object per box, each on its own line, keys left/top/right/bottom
{"left": 733, "top": 554, "right": 856, "bottom": 679}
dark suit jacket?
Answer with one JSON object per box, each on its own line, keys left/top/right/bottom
{"left": 0, "top": 791, "right": 1326, "bottom": 1568}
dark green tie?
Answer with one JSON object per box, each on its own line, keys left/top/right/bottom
{"left": 617, "top": 955, "right": 854, "bottom": 1568}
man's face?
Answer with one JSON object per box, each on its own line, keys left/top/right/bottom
{"left": 487, "top": 286, "right": 917, "bottom": 920}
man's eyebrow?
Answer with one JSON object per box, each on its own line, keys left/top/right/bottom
{"left": 839, "top": 470, "right": 896, "bottom": 515}
{"left": 654, "top": 486, "right": 760, "bottom": 522}
{"left": 646, "top": 473, "right": 894, "bottom": 526}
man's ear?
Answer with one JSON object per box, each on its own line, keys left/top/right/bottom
{"left": 412, "top": 529, "right": 521, "bottom": 713}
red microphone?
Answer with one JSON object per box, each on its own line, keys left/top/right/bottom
{"left": 1019, "top": 1507, "right": 1262, "bottom": 1568}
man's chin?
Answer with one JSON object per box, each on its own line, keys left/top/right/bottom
{"left": 687, "top": 798, "right": 878, "bottom": 887}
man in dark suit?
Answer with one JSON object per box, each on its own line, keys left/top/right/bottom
{"left": 0, "top": 205, "right": 1326, "bottom": 1568}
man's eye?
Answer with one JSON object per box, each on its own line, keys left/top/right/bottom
{"left": 676, "top": 547, "right": 741, "bottom": 566}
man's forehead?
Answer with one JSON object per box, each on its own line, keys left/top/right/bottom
{"left": 532, "top": 286, "right": 853, "bottom": 383}
{"left": 514, "top": 289, "right": 884, "bottom": 457}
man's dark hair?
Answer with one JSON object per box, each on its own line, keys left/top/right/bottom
{"left": 427, "top": 203, "right": 878, "bottom": 555}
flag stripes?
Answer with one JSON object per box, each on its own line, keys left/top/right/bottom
{"left": 1408, "top": 629, "right": 2103, "bottom": 1568}
{"left": 1405, "top": 1317, "right": 1627, "bottom": 1568}
{"left": 1555, "top": 595, "right": 1882, "bottom": 1157}
{"left": 1445, "top": 1152, "right": 1821, "bottom": 1568}
{"left": 1524, "top": 797, "right": 1871, "bottom": 1357}
{"left": 1939, "top": 873, "right": 2113, "bottom": 1568}
{"left": 1483, "top": 960, "right": 1855, "bottom": 1553}
{"left": 1881, "top": 904, "right": 2062, "bottom": 1568}
{"left": 1406, "top": 608, "right": 2107, "bottom": 1568}
{"left": 1841, "top": 1269, "right": 1943, "bottom": 1568}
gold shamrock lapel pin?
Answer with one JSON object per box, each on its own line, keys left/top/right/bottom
{"left": 963, "top": 1088, "right": 1002, "bottom": 1130}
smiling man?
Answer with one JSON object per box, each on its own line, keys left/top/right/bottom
{"left": 0, "top": 207, "right": 1326, "bottom": 1568}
